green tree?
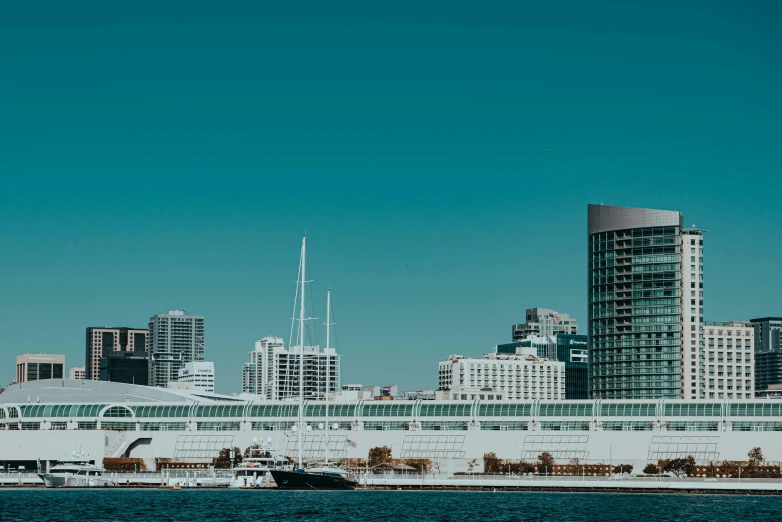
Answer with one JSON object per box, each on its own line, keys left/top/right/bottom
{"left": 748, "top": 447, "right": 764, "bottom": 466}
{"left": 368, "top": 446, "right": 392, "bottom": 467}
{"left": 483, "top": 452, "right": 502, "bottom": 474}
{"left": 663, "top": 456, "right": 695, "bottom": 477}
{"left": 213, "top": 447, "right": 242, "bottom": 469}
{"left": 537, "top": 452, "right": 555, "bottom": 474}
{"left": 643, "top": 463, "right": 659, "bottom": 475}
{"left": 613, "top": 464, "right": 633, "bottom": 474}
{"left": 467, "top": 459, "right": 478, "bottom": 473}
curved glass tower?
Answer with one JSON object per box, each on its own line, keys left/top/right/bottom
{"left": 588, "top": 205, "right": 685, "bottom": 399}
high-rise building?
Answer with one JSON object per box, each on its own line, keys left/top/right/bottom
{"left": 177, "top": 361, "right": 215, "bottom": 393}
{"left": 85, "top": 327, "right": 148, "bottom": 381}
{"left": 242, "top": 338, "right": 339, "bottom": 400}
{"left": 16, "top": 354, "right": 65, "bottom": 383}
{"left": 751, "top": 317, "right": 782, "bottom": 393}
{"left": 703, "top": 321, "right": 754, "bottom": 399}
{"left": 147, "top": 310, "right": 205, "bottom": 388}
{"left": 242, "top": 336, "right": 285, "bottom": 396}
{"left": 99, "top": 352, "right": 149, "bottom": 385}
{"left": 588, "top": 204, "right": 703, "bottom": 399}
{"left": 680, "top": 228, "right": 706, "bottom": 399}
{"left": 69, "top": 366, "right": 86, "bottom": 380}
{"left": 512, "top": 308, "right": 578, "bottom": 341}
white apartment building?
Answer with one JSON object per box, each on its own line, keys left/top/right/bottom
{"left": 704, "top": 321, "right": 754, "bottom": 399}
{"left": 681, "top": 228, "right": 705, "bottom": 399}
{"left": 242, "top": 336, "right": 285, "bottom": 396}
{"left": 148, "top": 310, "right": 205, "bottom": 388}
{"left": 438, "top": 350, "right": 565, "bottom": 401}
{"left": 69, "top": 366, "right": 86, "bottom": 380}
{"left": 177, "top": 361, "right": 215, "bottom": 393}
{"left": 241, "top": 337, "right": 339, "bottom": 400}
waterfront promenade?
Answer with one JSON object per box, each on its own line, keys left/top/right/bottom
{"left": 6, "top": 471, "right": 782, "bottom": 494}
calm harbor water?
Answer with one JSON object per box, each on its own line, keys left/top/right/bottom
{"left": 0, "top": 489, "right": 779, "bottom": 521}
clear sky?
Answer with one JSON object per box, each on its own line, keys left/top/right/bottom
{"left": 1, "top": 1, "right": 780, "bottom": 393}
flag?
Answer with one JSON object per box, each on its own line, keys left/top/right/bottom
{"left": 346, "top": 439, "right": 357, "bottom": 448}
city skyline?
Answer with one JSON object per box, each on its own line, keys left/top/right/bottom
{"left": 2, "top": 2, "right": 781, "bottom": 393}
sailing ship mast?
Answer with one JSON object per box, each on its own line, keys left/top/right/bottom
{"left": 324, "top": 288, "right": 333, "bottom": 466}
{"left": 296, "top": 235, "right": 307, "bottom": 470}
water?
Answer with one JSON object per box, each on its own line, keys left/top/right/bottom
{"left": 0, "top": 489, "right": 779, "bottom": 521}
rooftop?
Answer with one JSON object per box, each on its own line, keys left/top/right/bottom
{"left": 0, "top": 379, "right": 240, "bottom": 405}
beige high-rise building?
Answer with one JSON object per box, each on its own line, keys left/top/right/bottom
{"left": 69, "top": 366, "right": 86, "bottom": 380}
{"left": 702, "top": 321, "right": 754, "bottom": 399}
{"left": 16, "top": 354, "right": 65, "bottom": 383}
{"left": 85, "top": 327, "right": 148, "bottom": 381}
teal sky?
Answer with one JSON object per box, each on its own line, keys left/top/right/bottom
{"left": 1, "top": 1, "right": 780, "bottom": 393}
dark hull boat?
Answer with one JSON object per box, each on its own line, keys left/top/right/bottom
{"left": 269, "top": 469, "right": 357, "bottom": 490}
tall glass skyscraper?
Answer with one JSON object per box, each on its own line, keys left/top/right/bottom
{"left": 588, "top": 204, "right": 698, "bottom": 399}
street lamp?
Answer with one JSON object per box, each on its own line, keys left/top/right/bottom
{"left": 609, "top": 443, "right": 614, "bottom": 477}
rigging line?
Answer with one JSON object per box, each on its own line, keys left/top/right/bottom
{"left": 288, "top": 250, "right": 303, "bottom": 351}
{"left": 328, "top": 293, "right": 340, "bottom": 393}
{"left": 285, "top": 245, "right": 303, "bottom": 401}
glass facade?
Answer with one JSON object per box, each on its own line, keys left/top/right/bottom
{"left": 99, "top": 353, "right": 149, "bottom": 386}
{"left": 755, "top": 351, "right": 782, "bottom": 393}
{"left": 588, "top": 205, "right": 684, "bottom": 399}
{"left": 555, "top": 334, "right": 589, "bottom": 399}
{"left": 752, "top": 318, "right": 782, "bottom": 393}
{"left": 7, "top": 399, "right": 782, "bottom": 434}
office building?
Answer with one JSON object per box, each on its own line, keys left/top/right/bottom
{"left": 703, "top": 321, "right": 754, "bottom": 399}
{"left": 16, "top": 354, "right": 65, "bottom": 383}
{"left": 438, "top": 351, "right": 565, "bottom": 401}
{"left": 147, "top": 310, "right": 205, "bottom": 388}
{"left": 588, "top": 204, "right": 704, "bottom": 399}
{"left": 242, "top": 338, "right": 339, "bottom": 400}
{"left": 85, "top": 327, "right": 148, "bottom": 381}
{"left": 512, "top": 308, "right": 578, "bottom": 341}
{"left": 554, "top": 334, "right": 590, "bottom": 400}
{"left": 751, "top": 318, "right": 782, "bottom": 394}
{"left": 241, "top": 336, "right": 285, "bottom": 396}
{"left": 177, "top": 361, "right": 215, "bottom": 393}
{"left": 99, "top": 352, "right": 149, "bottom": 386}
{"left": 69, "top": 366, "right": 86, "bottom": 380}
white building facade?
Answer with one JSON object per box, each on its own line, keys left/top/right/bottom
{"left": 69, "top": 366, "right": 86, "bottom": 380}
{"left": 439, "top": 351, "right": 565, "bottom": 401}
{"left": 704, "top": 321, "right": 754, "bottom": 399}
{"left": 681, "top": 228, "right": 705, "bottom": 399}
{"left": 177, "top": 361, "right": 215, "bottom": 393}
{"left": 148, "top": 310, "right": 205, "bottom": 388}
{"left": 241, "top": 337, "right": 339, "bottom": 400}
{"left": 241, "top": 337, "right": 285, "bottom": 396}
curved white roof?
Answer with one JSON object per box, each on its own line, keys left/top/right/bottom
{"left": 0, "top": 379, "right": 240, "bottom": 404}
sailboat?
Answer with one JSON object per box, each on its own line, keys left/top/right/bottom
{"left": 269, "top": 236, "right": 356, "bottom": 491}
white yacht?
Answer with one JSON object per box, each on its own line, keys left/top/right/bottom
{"left": 38, "top": 460, "right": 114, "bottom": 488}
{"left": 230, "top": 440, "right": 289, "bottom": 489}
